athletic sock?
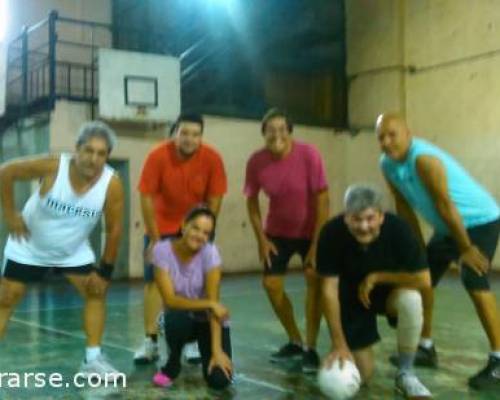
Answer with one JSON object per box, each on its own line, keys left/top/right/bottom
{"left": 419, "top": 338, "right": 434, "bottom": 349}
{"left": 86, "top": 346, "right": 101, "bottom": 362}
{"left": 398, "top": 352, "right": 416, "bottom": 374}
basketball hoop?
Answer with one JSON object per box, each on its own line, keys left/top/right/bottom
{"left": 98, "top": 50, "right": 180, "bottom": 123}
{"left": 136, "top": 105, "right": 148, "bottom": 118}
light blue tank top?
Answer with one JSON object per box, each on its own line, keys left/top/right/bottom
{"left": 380, "top": 138, "right": 499, "bottom": 235}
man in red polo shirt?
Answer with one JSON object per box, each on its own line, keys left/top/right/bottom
{"left": 135, "top": 113, "right": 227, "bottom": 364}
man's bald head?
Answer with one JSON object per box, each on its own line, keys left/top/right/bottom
{"left": 375, "top": 112, "right": 408, "bottom": 133}
{"left": 376, "top": 112, "right": 412, "bottom": 161}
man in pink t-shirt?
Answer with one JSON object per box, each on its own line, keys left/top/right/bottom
{"left": 244, "top": 108, "right": 330, "bottom": 373}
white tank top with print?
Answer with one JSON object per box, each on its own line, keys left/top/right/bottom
{"left": 4, "top": 153, "right": 114, "bottom": 267}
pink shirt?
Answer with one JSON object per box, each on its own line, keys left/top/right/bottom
{"left": 244, "top": 141, "right": 328, "bottom": 239}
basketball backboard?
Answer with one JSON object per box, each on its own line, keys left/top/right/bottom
{"left": 98, "top": 48, "right": 180, "bottom": 124}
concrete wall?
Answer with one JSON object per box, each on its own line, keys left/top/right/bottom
{"left": 346, "top": 1, "right": 406, "bottom": 127}
{"left": 346, "top": 0, "right": 500, "bottom": 268}
{"left": 5, "top": 0, "right": 111, "bottom": 42}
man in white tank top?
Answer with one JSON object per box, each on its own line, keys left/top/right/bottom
{"left": 0, "top": 121, "right": 125, "bottom": 382}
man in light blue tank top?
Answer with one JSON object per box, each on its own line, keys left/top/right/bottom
{"left": 377, "top": 112, "right": 500, "bottom": 391}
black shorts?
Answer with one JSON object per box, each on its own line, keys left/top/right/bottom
{"left": 264, "top": 236, "right": 311, "bottom": 275}
{"left": 2, "top": 259, "right": 94, "bottom": 284}
{"left": 340, "top": 285, "right": 396, "bottom": 351}
{"left": 427, "top": 218, "right": 500, "bottom": 290}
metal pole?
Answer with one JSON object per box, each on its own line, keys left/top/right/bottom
{"left": 90, "top": 27, "right": 95, "bottom": 119}
{"left": 21, "top": 26, "right": 28, "bottom": 109}
{"left": 48, "top": 10, "right": 58, "bottom": 109}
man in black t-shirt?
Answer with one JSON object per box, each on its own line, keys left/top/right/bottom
{"left": 317, "top": 185, "right": 432, "bottom": 399}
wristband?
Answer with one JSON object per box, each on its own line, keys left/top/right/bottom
{"left": 96, "top": 261, "right": 114, "bottom": 280}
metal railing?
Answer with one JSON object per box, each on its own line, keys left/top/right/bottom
{"left": 2, "top": 11, "right": 113, "bottom": 130}
{"left": 1, "top": 10, "right": 177, "bottom": 131}
{"left": 6, "top": 11, "right": 56, "bottom": 111}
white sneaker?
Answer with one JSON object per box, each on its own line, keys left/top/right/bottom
{"left": 183, "top": 341, "right": 202, "bottom": 365}
{"left": 395, "top": 373, "right": 432, "bottom": 399}
{"left": 133, "top": 337, "right": 158, "bottom": 365}
{"left": 79, "top": 354, "right": 124, "bottom": 383}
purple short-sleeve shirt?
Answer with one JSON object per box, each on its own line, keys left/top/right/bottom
{"left": 152, "top": 239, "right": 221, "bottom": 299}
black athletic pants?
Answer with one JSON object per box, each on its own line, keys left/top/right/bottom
{"left": 161, "top": 310, "right": 232, "bottom": 390}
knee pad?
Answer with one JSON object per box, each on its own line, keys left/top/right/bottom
{"left": 393, "top": 290, "right": 422, "bottom": 315}
{"left": 206, "top": 367, "right": 231, "bottom": 390}
{"left": 393, "top": 290, "right": 423, "bottom": 352}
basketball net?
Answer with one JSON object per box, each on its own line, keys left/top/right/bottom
{"left": 136, "top": 105, "right": 148, "bottom": 118}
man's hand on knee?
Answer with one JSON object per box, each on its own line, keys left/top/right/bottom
{"left": 459, "top": 245, "right": 489, "bottom": 276}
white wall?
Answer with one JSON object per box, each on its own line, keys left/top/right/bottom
{"left": 345, "top": 0, "right": 405, "bottom": 127}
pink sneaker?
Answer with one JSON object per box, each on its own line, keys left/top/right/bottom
{"left": 152, "top": 371, "right": 173, "bottom": 388}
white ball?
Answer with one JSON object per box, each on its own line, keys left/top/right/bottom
{"left": 317, "top": 359, "right": 361, "bottom": 400}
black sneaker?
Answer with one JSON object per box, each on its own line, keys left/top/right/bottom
{"left": 389, "top": 344, "right": 438, "bottom": 369}
{"left": 468, "top": 355, "right": 500, "bottom": 390}
{"left": 302, "top": 349, "right": 320, "bottom": 373}
{"left": 270, "top": 343, "right": 303, "bottom": 362}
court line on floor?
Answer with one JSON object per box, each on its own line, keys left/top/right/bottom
{"left": 12, "top": 315, "right": 270, "bottom": 354}
{"left": 9, "top": 317, "right": 293, "bottom": 394}
{"left": 224, "top": 287, "right": 304, "bottom": 298}
{"left": 13, "top": 287, "right": 306, "bottom": 313}
{"left": 14, "top": 302, "right": 144, "bottom": 313}
{"left": 234, "top": 373, "right": 292, "bottom": 394}
{"left": 10, "top": 317, "right": 133, "bottom": 352}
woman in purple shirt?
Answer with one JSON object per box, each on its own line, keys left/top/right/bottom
{"left": 152, "top": 206, "right": 232, "bottom": 390}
